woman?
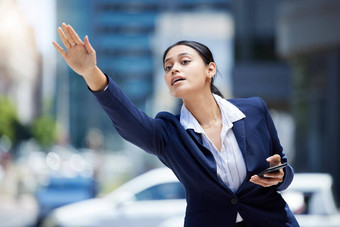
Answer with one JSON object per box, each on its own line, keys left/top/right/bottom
{"left": 53, "top": 23, "right": 299, "bottom": 227}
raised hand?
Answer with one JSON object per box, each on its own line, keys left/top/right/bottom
{"left": 52, "top": 23, "right": 107, "bottom": 91}
{"left": 52, "top": 23, "right": 96, "bottom": 77}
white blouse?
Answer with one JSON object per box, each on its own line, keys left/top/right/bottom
{"left": 180, "top": 94, "right": 247, "bottom": 223}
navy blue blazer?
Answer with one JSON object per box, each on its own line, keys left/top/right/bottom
{"left": 92, "top": 76, "right": 299, "bottom": 227}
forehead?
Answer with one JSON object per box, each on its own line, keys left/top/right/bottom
{"left": 165, "top": 45, "right": 199, "bottom": 60}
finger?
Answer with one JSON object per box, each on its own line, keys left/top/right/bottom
{"left": 249, "top": 175, "right": 271, "bottom": 187}
{"left": 67, "top": 25, "right": 83, "bottom": 45}
{"left": 250, "top": 175, "right": 280, "bottom": 187}
{"left": 84, "top": 35, "right": 95, "bottom": 54}
{"left": 57, "top": 27, "right": 71, "bottom": 49}
{"left": 266, "top": 154, "right": 281, "bottom": 166}
{"left": 66, "top": 24, "right": 78, "bottom": 45}
{"left": 62, "top": 23, "right": 76, "bottom": 46}
{"left": 52, "top": 41, "right": 67, "bottom": 58}
{"left": 266, "top": 154, "right": 281, "bottom": 162}
{"left": 263, "top": 170, "right": 284, "bottom": 179}
{"left": 259, "top": 175, "right": 282, "bottom": 186}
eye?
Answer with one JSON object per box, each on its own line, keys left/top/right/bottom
{"left": 182, "top": 60, "right": 190, "bottom": 65}
{"left": 164, "top": 65, "right": 172, "bottom": 72}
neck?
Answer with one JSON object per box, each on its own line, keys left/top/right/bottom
{"left": 182, "top": 91, "right": 221, "bottom": 129}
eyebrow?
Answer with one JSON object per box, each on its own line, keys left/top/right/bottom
{"left": 164, "top": 52, "right": 193, "bottom": 64}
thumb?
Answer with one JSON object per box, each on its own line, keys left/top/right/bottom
{"left": 266, "top": 154, "right": 281, "bottom": 165}
{"left": 84, "top": 35, "right": 95, "bottom": 54}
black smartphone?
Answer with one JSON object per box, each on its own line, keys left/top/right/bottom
{"left": 257, "top": 163, "right": 287, "bottom": 177}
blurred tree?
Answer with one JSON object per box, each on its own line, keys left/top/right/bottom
{"left": 0, "top": 96, "right": 31, "bottom": 158}
{"left": 0, "top": 97, "right": 18, "bottom": 143}
{"left": 31, "top": 115, "right": 57, "bottom": 149}
{"left": 0, "top": 96, "right": 58, "bottom": 156}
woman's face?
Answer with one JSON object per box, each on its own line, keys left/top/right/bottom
{"left": 163, "top": 45, "right": 215, "bottom": 98}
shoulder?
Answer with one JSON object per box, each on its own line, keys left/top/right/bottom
{"left": 228, "top": 97, "right": 267, "bottom": 116}
{"left": 155, "top": 111, "right": 177, "bottom": 119}
{"left": 228, "top": 96, "right": 266, "bottom": 109}
{"left": 228, "top": 96, "right": 263, "bottom": 105}
{"left": 155, "top": 111, "right": 181, "bottom": 124}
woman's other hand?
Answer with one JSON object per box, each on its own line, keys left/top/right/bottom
{"left": 52, "top": 23, "right": 107, "bottom": 91}
{"left": 249, "top": 154, "right": 285, "bottom": 187}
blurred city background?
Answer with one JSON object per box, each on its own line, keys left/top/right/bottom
{"left": 0, "top": 0, "right": 339, "bottom": 226}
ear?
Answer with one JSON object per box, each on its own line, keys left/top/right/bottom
{"left": 207, "top": 62, "right": 217, "bottom": 79}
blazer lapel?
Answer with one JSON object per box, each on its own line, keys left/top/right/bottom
{"left": 186, "top": 129, "right": 221, "bottom": 184}
{"left": 176, "top": 115, "right": 217, "bottom": 175}
{"left": 232, "top": 119, "right": 251, "bottom": 174}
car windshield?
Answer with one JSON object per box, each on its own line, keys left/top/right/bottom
{"left": 283, "top": 189, "right": 337, "bottom": 215}
{"left": 135, "top": 182, "right": 186, "bottom": 201}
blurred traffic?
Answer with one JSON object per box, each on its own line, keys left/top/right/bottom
{"left": 0, "top": 143, "right": 135, "bottom": 227}
{"left": 44, "top": 168, "right": 340, "bottom": 227}
{"left": 1, "top": 151, "right": 340, "bottom": 227}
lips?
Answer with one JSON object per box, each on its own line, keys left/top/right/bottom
{"left": 171, "top": 76, "right": 185, "bottom": 86}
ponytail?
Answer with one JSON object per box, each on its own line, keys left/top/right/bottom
{"left": 211, "top": 84, "right": 224, "bottom": 98}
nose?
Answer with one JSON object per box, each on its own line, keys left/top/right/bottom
{"left": 171, "top": 63, "right": 180, "bottom": 75}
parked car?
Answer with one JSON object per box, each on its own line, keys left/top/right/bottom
{"left": 43, "top": 168, "right": 340, "bottom": 227}
{"left": 32, "top": 150, "right": 98, "bottom": 225}
{"left": 36, "top": 176, "right": 96, "bottom": 225}
{"left": 158, "top": 173, "right": 340, "bottom": 227}
{"left": 282, "top": 173, "right": 340, "bottom": 227}
{"left": 43, "top": 168, "right": 186, "bottom": 227}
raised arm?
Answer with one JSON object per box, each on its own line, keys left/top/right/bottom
{"left": 52, "top": 23, "right": 107, "bottom": 91}
{"left": 52, "top": 24, "right": 172, "bottom": 156}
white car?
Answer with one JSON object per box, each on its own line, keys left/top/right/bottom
{"left": 158, "top": 173, "right": 340, "bottom": 227}
{"left": 44, "top": 168, "right": 340, "bottom": 227}
{"left": 282, "top": 173, "right": 340, "bottom": 227}
{"left": 43, "top": 168, "right": 186, "bottom": 227}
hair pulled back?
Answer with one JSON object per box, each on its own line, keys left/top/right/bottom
{"left": 163, "top": 40, "right": 224, "bottom": 98}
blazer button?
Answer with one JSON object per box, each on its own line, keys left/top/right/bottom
{"left": 231, "top": 198, "right": 238, "bottom": 205}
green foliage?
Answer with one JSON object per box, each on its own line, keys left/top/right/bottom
{"left": 31, "top": 115, "right": 57, "bottom": 149}
{"left": 0, "top": 97, "right": 18, "bottom": 142}
{"left": 0, "top": 96, "right": 57, "bottom": 149}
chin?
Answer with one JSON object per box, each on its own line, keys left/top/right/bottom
{"left": 172, "top": 89, "right": 186, "bottom": 98}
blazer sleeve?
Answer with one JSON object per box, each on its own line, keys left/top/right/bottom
{"left": 259, "top": 98, "right": 294, "bottom": 191}
{"left": 90, "top": 75, "right": 171, "bottom": 156}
